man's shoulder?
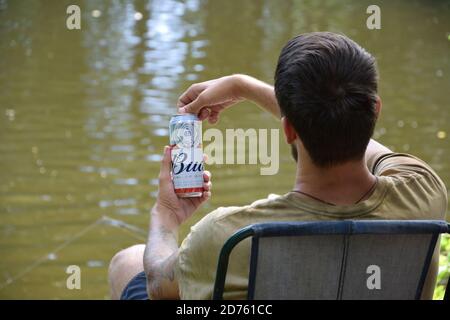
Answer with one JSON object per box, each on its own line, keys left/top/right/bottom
{"left": 375, "top": 153, "right": 448, "bottom": 220}
{"left": 375, "top": 153, "right": 446, "bottom": 194}
{"left": 374, "top": 153, "right": 442, "bottom": 179}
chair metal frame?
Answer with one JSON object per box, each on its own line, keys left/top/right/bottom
{"left": 212, "top": 220, "right": 450, "bottom": 300}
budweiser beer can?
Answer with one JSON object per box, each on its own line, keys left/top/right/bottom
{"left": 169, "top": 114, "right": 204, "bottom": 198}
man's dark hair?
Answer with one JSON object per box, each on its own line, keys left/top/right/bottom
{"left": 274, "top": 32, "right": 378, "bottom": 167}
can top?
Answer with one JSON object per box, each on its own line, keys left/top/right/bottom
{"left": 171, "top": 113, "right": 199, "bottom": 121}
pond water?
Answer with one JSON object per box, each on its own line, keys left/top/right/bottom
{"left": 0, "top": 0, "right": 449, "bottom": 299}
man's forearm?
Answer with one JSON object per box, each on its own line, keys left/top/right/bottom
{"left": 144, "top": 206, "right": 180, "bottom": 299}
{"left": 235, "top": 74, "right": 281, "bottom": 119}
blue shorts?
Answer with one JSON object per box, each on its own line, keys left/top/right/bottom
{"left": 120, "top": 271, "right": 149, "bottom": 300}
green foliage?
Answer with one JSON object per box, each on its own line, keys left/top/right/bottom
{"left": 434, "top": 234, "right": 450, "bottom": 300}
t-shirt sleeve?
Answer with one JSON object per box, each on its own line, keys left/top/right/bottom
{"left": 371, "top": 152, "right": 448, "bottom": 219}
{"left": 372, "top": 152, "right": 442, "bottom": 180}
{"left": 175, "top": 207, "right": 238, "bottom": 300}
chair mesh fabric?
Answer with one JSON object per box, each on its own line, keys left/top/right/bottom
{"left": 252, "top": 234, "right": 434, "bottom": 300}
{"left": 253, "top": 235, "right": 344, "bottom": 300}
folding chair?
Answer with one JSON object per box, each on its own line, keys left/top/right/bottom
{"left": 212, "top": 220, "right": 450, "bottom": 300}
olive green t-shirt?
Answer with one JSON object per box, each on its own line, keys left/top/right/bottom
{"left": 175, "top": 153, "right": 448, "bottom": 299}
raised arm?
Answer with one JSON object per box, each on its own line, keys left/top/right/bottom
{"left": 235, "top": 75, "right": 281, "bottom": 118}
{"left": 178, "top": 74, "right": 280, "bottom": 122}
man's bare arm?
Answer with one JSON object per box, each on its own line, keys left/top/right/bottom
{"left": 234, "top": 74, "right": 281, "bottom": 119}
{"left": 143, "top": 146, "right": 212, "bottom": 300}
{"left": 178, "top": 74, "right": 281, "bottom": 122}
{"left": 144, "top": 207, "right": 180, "bottom": 299}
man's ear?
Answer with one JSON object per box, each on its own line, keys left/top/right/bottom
{"left": 375, "top": 96, "right": 382, "bottom": 118}
{"left": 282, "top": 117, "right": 298, "bottom": 144}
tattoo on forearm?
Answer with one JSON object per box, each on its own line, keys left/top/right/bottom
{"left": 144, "top": 222, "right": 180, "bottom": 298}
{"left": 151, "top": 251, "right": 177, "bottom": 281}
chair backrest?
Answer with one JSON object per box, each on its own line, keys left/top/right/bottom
{"left": 212, "top": 220, "right": 450, "bottom": 300}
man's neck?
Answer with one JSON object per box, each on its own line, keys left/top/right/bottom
{"left": 293, "top": 158, "right": 377, "bottom": 206}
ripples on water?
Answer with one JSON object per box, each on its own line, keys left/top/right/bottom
{"left": 0, "top": 0, "right": 449, "bottom": 298}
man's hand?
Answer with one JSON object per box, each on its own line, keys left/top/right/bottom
{"left": 154, "top": 145, "right": 211, "bottom": 231}
{"left": 178, "top": 74, "right": 281, "bottom": 121}
{"left": 177, "top": 75, "right": 244, "bottom": 124}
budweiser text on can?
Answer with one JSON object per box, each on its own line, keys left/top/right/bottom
{"left": 169, "top": 114, "right": 204, "bottom": 198}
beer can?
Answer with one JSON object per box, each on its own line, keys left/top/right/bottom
{"left": 169, "top": 114, "right": 204, "bottom": 198}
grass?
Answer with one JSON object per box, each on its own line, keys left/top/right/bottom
{"left": 434, "top": 234, "right": 450, "bottom": 300}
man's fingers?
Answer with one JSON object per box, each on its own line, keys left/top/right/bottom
{"left": 203, "top": 170, "right": 211, "bottom": 182}
{"left": 180, "top": 94, "right": 205, "bottom": 115}
{"left": 178, "top": 84, "right": 202, "bottom": 108}
{"left": 203, "top": 181, "right": 212, "bottom": 191}
{"left": 198, "top": 107, "right": 210, "bottom": 120}
{"left": 158, "top": 146, "right": 172, "bottom": 183}
{"left": 178, "top": 83, "right": 208, "bottom": 112}
{"left": 208, "top": 114, "right": 219, "bottom": 124}
{"left": 205, "top": 109, "right": 218, "bottom": 124}
{"left": 201, "top": 191, "right": 211, "bottom": 201}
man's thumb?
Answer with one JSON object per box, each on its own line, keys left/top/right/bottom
{"left": 159, "top": 146, "right": 172, "bottom": 181}
{"left": 181, "top": 95, "right": 203, "bottom": 115}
